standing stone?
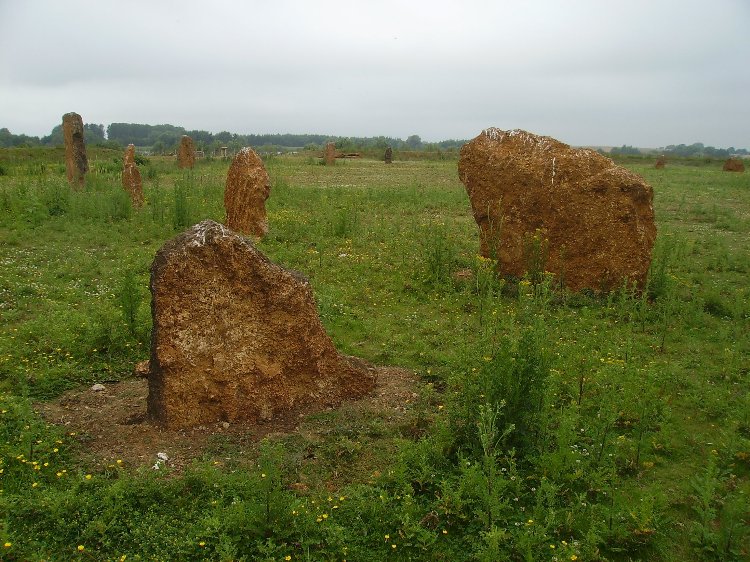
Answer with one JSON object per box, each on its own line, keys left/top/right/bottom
{"left": 177, "top": 135, "right": 196, "bottom": 169}
{"left": 384, "top": 146, "right": 393, "bottom": 164}
{"left": 723, "top": 158, "right": 745, "bottom": 172}
{"left": 62, "top": 112, "right": 88, "bottom": 187}
{"left": 324, "top": 142, "right": 336, "bottom": 166}
{"left": 655, "top": 155, "right": 667, "bottom": 169}
{"left": 458, "top": 128, "right": 656, "bottom": 292}
{"left": 122, "top": 144, "right": 144, "bottom": 208}
{"left": 147, "top": 220, "right": 376, "bottom": 429}
{"left": 224, "top": 147, "right": 271, "bottom": 237}
{"left": 123, "top": 143, "right": 136, "bottom": 167}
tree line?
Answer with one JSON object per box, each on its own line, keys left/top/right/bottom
{"left": 0, "top": 123, "right": 466, "bottom": 154}
{"left": 3, "top": 124, "right": 746, "bottom": 157}
{"left": 609, "top": 142, "right": 748, "bottom": 158}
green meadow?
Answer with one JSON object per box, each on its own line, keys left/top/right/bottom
{"left": 0, "top": 148, "right": 748, "bottom": 560}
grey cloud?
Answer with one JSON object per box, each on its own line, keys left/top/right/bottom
{"left": 1, "top": 0, "right": 748, "bottom": 147}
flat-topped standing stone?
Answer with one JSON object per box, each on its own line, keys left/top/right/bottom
{"left": 723, "top": 158, "right": 745, "bottom": 172}
{"left": 122, "top": 143, "right": 143, "bottom": 207}
{"left": 224, "top": 147, "right": 270, "bottom": 237}
{"left": 62, "top": 112, "right": 88, "bottom": 187}
{"left": 384, "top": 146, "right": 393, "bottom": 164}
{"left": 324, "top": 142, "right": 336, "bottom": 165}
{"left": 458, "top": 128, "right": 656, "bottom": 292}
{"left": 147, "top": 220, "right": 376, "bottom": 429}
{"left": 177, "top": 135, "right": 195, "bottom": 169}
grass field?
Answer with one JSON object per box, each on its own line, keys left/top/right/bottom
{"left": 0, "top": 148, "right": 748, "bottom": 560}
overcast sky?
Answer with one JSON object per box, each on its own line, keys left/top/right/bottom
{"left": 1, "top": 0, "right": 748, "bottom": 148}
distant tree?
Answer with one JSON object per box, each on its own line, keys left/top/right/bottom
{"left": 83, "top": 123, "right": 106, "bottom": 145}
{"left": 662, "top": 142, "right": 739, "bottom": 159}
{"left": 154, "top": 131, "right": 181, "bottom": 151}
{"left": 214, "top": 131, "right": 234, "bottom": 143}
{"left": 107, "top": 123, "right": 153, "bottom": 146}
{"left": 438, "top": 139, "right": 467, "bottom": 149}
{"left": 41, "top": 125, "right": 64, "bottom": 146}
{"left": 187, "top": 129, "right": 214, "bottom": 146}
{"left": 0, "top": 127, "right": 41, "bottom": 147}
{"left": 406, "top": 134, "right": 423, "bottom": 150}
{"left": 610, "top": 145, "right": 641, "bottom": 155}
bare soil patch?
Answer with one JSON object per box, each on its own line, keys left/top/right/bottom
{"left": 34, "top": 367, "right": 421, "bottom": 473}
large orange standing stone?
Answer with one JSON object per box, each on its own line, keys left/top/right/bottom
{"left": 122, "top": 144, "right": 143, "bottom": 208}
{"left": 147, "top": 220, "right": 376, "bottom": 429}
{"left": 458, "top": 128, "right": 656, "bottom": 292}
{"left": 62, "top": 112, "right": 88, "bottom": 187}
{"left": 224, "top": 147, "right": 270, "bottom": 237}
{"left": 177, "top": 135, "right": 195, "bottom": 169}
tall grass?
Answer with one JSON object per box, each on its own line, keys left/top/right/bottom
{"left": 0, "top": 149, "right": 748, "bottom": 559}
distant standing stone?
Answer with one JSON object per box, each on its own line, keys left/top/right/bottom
{"left": 458, "top": 128, "right": 656, "bottom": 293}
{"left": 224, "top": 147, "right": 271, "bottom": 237}
{"left": 384, "top": 146, "right": 393, "bottom": 164}
{"left": 147, "top": 220, "right": 376, "bottom": 429}
{"left": 122, "top": 143, "right": 143, "bottom": 207}
{"left": 62, "top": 112, "right": 88, "bottom": 187}
{"left": 324, "top": 142, "right": 336, "bottom": 166}
{"left": 177, "top": 135, "right": 196, "bottom": 169}
{"left": 723, "top": 158, "right": 745, "bottom": 172}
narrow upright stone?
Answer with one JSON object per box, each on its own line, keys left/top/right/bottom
{"left": 224, "top": 147, "right": 271, "bottom": 237}
{"left": 384, "top": 146, "right": 393, "bottom": 164}
{"left": 177, "top": 135, "right": 195, "bottom": 169}
{"left": 62, "top": 112, "right": 88, "bottom": 187}
{"left": 122, "top": 144, "right": 144, "bottom": 208}
{"left": 124, "top": 143, "right": 136, "bottom": 167}
{"left": 324, "top": 142, "right": 336, "bottom": 166}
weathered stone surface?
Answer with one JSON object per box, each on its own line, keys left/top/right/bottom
{"left": 324, "top": 142, "right": 336, "bottom": 165}
{"left": 655, "top": 155, "right": 667, "bottom": 169}
{"left": 133, "top": 360, "right": 150, "bottom": 378}
{"left": 124, "top": 144, "right": 136, "bottom": 167}
{"left": 177, "top": 135, "right": 195, "bottom": 169}
{"left": 147, "top": 220, "right": 376, "bottom": 429}
{"left": 458, "top": 128, "right": 656, "bottom": 292}
{"left": 62, "top": 112, "right": 88, "bottom": 187}
{"left": 224, "top": 147, "right": 270, "bottom": 237}
{"left": 384, "top": 146, "right": 393, "bottom": 164}
{"left": 122, "top": 161, "right": 144, "bottom": 208}
{"left": 723, "top": 158, "right": 745, "bottom": 172}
